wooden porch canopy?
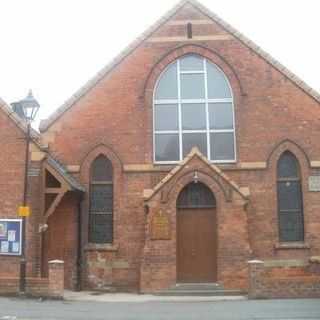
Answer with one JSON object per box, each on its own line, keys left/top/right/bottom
{"left": 43, "top": 155, "right": 85, "bottom": 222}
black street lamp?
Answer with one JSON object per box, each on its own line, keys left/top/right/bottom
{"left": 13, "top": 90, "right": 40, "bottom": 294}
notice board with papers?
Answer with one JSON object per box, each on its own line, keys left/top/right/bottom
{"left": 0, "top": 219, "right": 22, "bottom": 256}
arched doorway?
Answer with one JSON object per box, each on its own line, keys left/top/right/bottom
{"left": 177, "top": 182, "right": 217, "bottom": 283}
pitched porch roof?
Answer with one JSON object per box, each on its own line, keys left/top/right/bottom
{"left": 143, "top": 147, "right": 250, "bottom": 202}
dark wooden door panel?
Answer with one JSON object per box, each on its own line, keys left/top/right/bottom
{"left": 177, "top": 208, "right": 217, "bottom": 283}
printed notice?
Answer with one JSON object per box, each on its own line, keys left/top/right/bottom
{"left": 8, "top": 230, "right": 16, "bottom": 242}
{"left": 0, "top": 222, "right": 7, "bottom": 238}
{"left": 12, "top": 242, "right": 20, "bottom": 253}
{"left": 1, "top": 241, "right": 9, "bottom": 253}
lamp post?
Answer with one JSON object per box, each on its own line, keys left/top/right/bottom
{"left": 16, "top": 90, "right": 40, "bottom": 294}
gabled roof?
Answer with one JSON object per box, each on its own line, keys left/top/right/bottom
{"left": 0, "top": 96, "right": 84, "bottom": 192}
{"left": 46, "top": 155, "right": 85, "bottom": 192}
{"left": 39, "top": 0, "right": 320, "bottom": 132}
{"left": 144, "top": 147, "right": 249, "bottom": 202}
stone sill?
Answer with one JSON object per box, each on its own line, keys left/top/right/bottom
{"left": 84, "top": 243, "right": 119, "bottom": 252}
{"left": 274, "top": 242, "right": 310, "bottom": 250}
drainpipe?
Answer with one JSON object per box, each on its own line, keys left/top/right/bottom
{"left": 76, "top": 193, "right": 83, "bottom": 291}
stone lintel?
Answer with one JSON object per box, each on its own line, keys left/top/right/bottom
{"left": 124, "top": 162, "right": 268, "bottom": 173}
{"left": 239, "top": 162, "right": 267, "bottom": 170}
{"left": 263, "top": 259, "right": 308, "bottom": 268}
{"left": 66, "top": 165, "right": 80, "bottom": 173}
{"left": 31, "top": 151, "right": 46, "bottom": 162}
{"left": 310, "top": 161, "right": 320, "bottom": 168}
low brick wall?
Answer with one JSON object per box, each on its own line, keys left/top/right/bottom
{"left": 248, "top": 258, "right": 320, "bottom": 299}
{"left": 0, "top": 260, "right": 64, "bottom": 298}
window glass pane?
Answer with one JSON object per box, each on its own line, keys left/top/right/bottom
{"left": 89, "top": 214, "right": 113, "bottom": 243}
{"left": 91, "top": 156, "right": 113, "bottom": 181}
{"left": 210, "top": 132, "right": 235, "bottom": 161}
{"left": 155, "top": 62, "right": 178, "bottom": 99}
{"left": 155, "top": 104, "right": 178, "bottom": 131}
{"left": 180, "top": 74, "right": 205, "bottom": 99}
{"left": 90, "top": 184, "right": 113, "bottom": 212}
{"left": 209, "top": 102, "right": 234, "bottom": 129}
{"left": 182, "top": 103, "right": 206, "bottom": 130}
{"left": 177, "top": 182, "right": 216, "bottom": 208}
{"left": 183, "top": 133, "right": 207, "bottom": 158}
{"left": 155, "top": 134, "right": 179, "bottom": 161}
{"left": 180, "top": 55, "right": 204, "bottom": 71}
{"left": 279, "top": 212, "right": 304, "bottom": 242}
{"left": 278, "top": 152, "right": 299, "bottom": 178}
{"left": 278, "top": 181, "right": 301, "bottom": 211}
{"left": 207, "top": 63, "right": 231, "bottom": 99}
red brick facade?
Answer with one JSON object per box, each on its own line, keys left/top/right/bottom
{"left": 1, "top": 1, "right": 320, "bottom": 297}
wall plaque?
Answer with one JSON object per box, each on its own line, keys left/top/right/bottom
{"left": 151, "top": 211, "right": 170, "bottom": 240}
{"left": 308, "top": 176, "right": 320, "bottom": 192}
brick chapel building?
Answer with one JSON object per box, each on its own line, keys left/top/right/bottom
{"left": 1, "top": 0, "right": 320, "bottom": 296}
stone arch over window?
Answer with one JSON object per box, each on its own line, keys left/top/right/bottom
{"left": 89, "top": 155, "right": 113, "bottom": 243}
{"left": 80, "top": 144, "right": 122, "bottom": 245}
{"left": 277, "top": 151, "right": 304, "bottom": 242}
{"left": 267, "top": 139, "right": 310, "bottom": 169}
{"left": 153, "top": 53, "right": 236, "bottom": 163}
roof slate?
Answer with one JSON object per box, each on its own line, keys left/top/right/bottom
{"left": 46, "top": 155, "right": 85, "bottom": 192}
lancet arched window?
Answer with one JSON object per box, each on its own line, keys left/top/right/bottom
{"left": 154, "top": 54, "right": 236, "bottom": 163}
{"left": 277, "top": 152, "right": 304, "bottom": 242}
{"left": 89, "top": 155, "right": 113, "bottom": 243}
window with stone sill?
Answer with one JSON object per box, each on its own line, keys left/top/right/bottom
{"left": 153, "top": 54, "right": 236, "bottom": 163}
{"left": 277, "top": 151, "right": 304, "bottom": 242}
{"left": 89, "top": 155, "right": 113, "bottom": 244}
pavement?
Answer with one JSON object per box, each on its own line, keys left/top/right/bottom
{"left": 64, "top": 290, "right": 247, "bottom": 302}
{"left": 0, "top": 294, "right": 319, "bottom": 320}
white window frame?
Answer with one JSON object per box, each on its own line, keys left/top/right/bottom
{"left": 153, "top": 55, "right": 237, "bottom": 164}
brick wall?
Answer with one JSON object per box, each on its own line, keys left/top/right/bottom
{"left": 0, "top": 109, "right": 43, "bottom": 280}
{"left": 42, "top": 193, "right": 78, "bottom": 289}
{"left": 0, "top": 260, "right": 64, "bottom": 298}
{"left": 248, "top": 259, "right": 320, "bottom": 299}
{"left": 20, "top": 2, "right": 320, "bottom": 293}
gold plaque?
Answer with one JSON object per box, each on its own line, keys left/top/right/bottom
{"left": 151, "top": 210, "right": 170, "bottom": 240}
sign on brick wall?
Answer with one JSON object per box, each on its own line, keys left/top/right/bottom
{"left": 308, "top": 176, "right": 320, "bottom": 192}
{"left": 0, "top": 219, "right": 22, "bottom": 255}
{"left": 151, "top": 211, "right": 170, "bottom": 240}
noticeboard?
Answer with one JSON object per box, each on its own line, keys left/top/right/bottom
{"left": 0, "top": 219, "right": 22, "bottom": 256}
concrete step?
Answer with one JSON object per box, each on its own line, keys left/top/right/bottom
{"left": 170, "top": 283, "right": 223, "bottom": 291}
{"left": 154, "top": 289, "right": 246, "bottom": 296}
{"left": 154, "top": 283, "right": 246, "bottom": 296}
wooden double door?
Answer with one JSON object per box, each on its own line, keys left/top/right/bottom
{"left": 177, "top": 182, "right": 217, "bottom": 283}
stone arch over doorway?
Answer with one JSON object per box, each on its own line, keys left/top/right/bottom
{"left": 176, "top": 182, "right": 218, "bottom": 283}
{"left": 140, "top": 148, "right": 251, "bottom": 292}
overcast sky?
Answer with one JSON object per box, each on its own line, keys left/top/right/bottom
{"left": 0, "top": 0, "right": 319, "bottom": 127}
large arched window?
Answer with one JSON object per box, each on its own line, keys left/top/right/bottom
{"left": 277, "top": 152, "right": 304, "bottom": 242}
{"left": 89, "top": 155, "right": 113, "bottom": 243}
{"left": 153, "top": 54, "right": 235, "bottom": 163}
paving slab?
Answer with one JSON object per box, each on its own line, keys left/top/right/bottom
{"left": 0, "top": 296, "right": 319, "bottom": 320}
{"left": 64, "top": 290, "right": 247, "bottom": 302}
